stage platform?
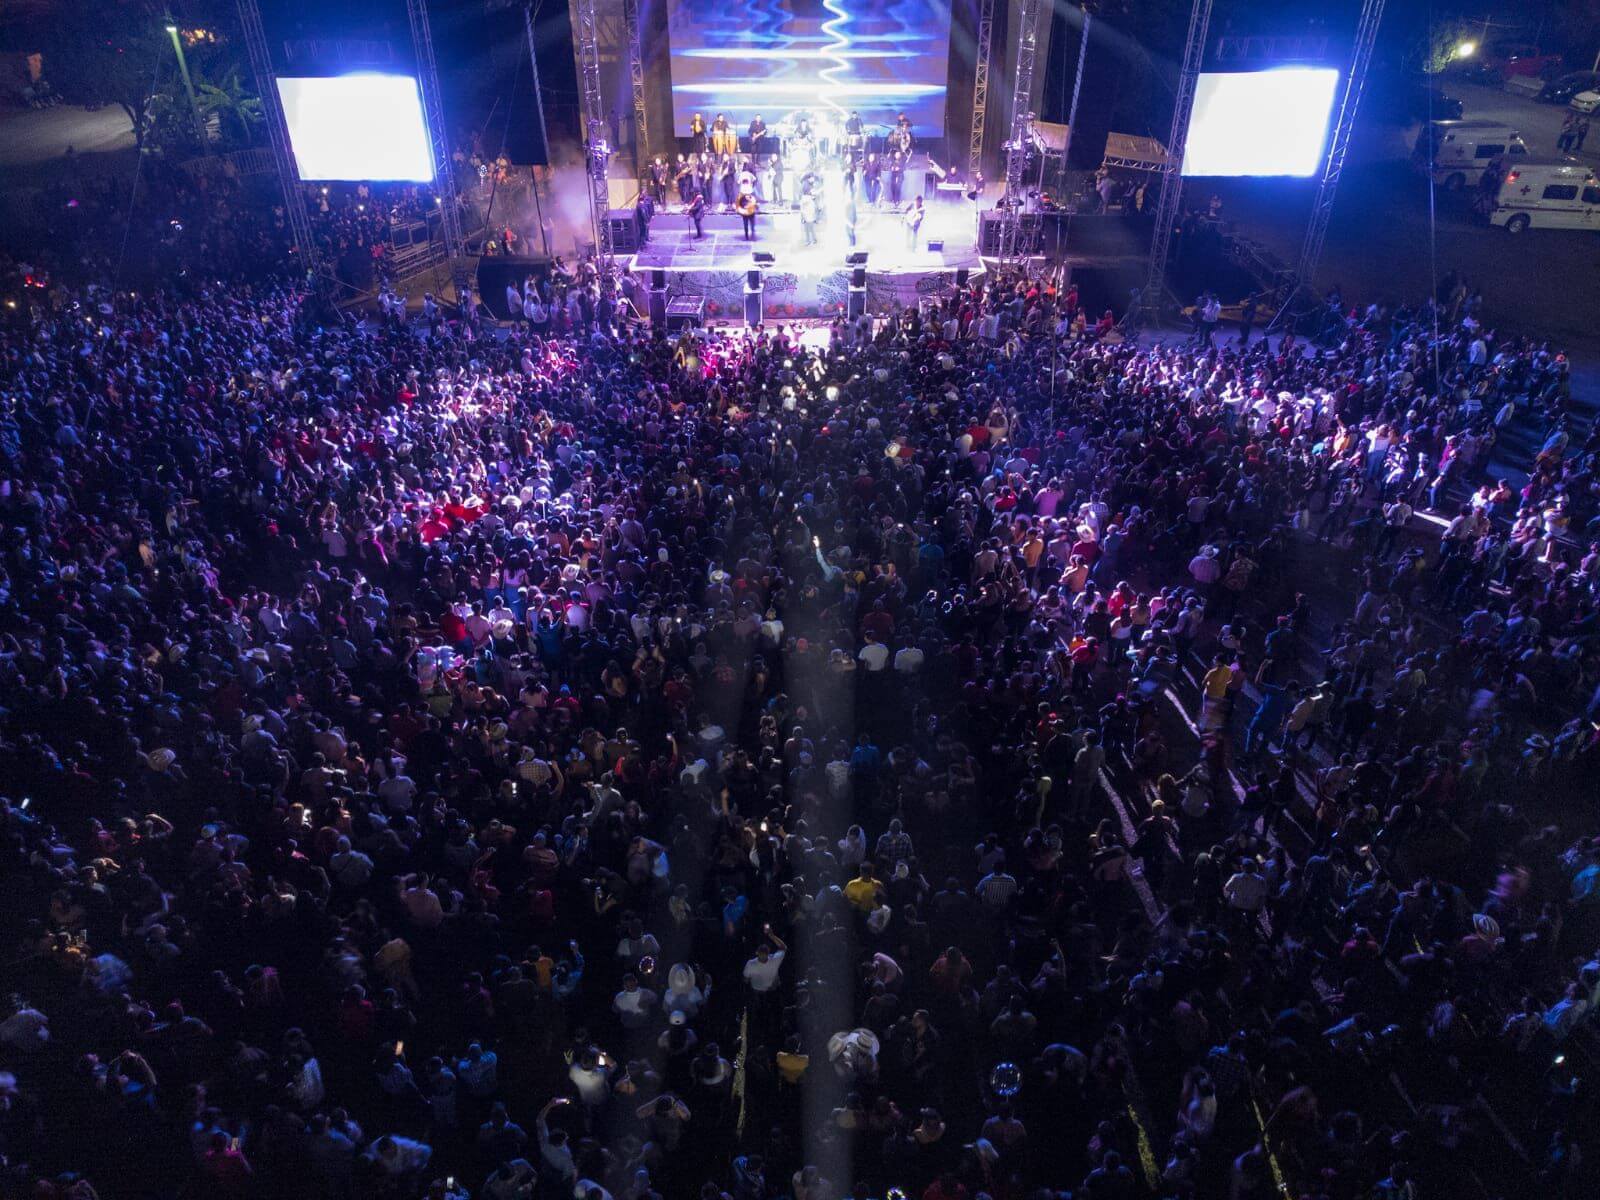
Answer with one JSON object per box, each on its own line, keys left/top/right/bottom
{"left": 629, "top": 205, "right": 983, "bottom": 320}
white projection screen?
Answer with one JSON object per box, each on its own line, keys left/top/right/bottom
{"left": 276, "top": 75, "right": 435, "bottom": 183}
{"left": 1181, "top": 68, "right": 1340, "bottom": 177}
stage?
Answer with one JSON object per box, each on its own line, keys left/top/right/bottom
{"left": 628, "top": 201, "right": 984, "bottom": 321}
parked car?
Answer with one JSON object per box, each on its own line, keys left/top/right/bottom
{"left": 1570, "top": 90, "right": 1600, "bottom": 114}
{"left": 1539, "top": 72, "right": 1600, "bottom": 104}
{"left": 1394, "top": 78, "right": 1464, "bottom": 121}
{"left": 1471, "top": 42, "right": 1564, "bottom": 83}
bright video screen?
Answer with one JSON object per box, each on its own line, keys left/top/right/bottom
{"left": 665, "top": 0, "right": 952, "bottom": 137}
{"left": 276, "top": 74, "right": 435, "bottom": 182}
{"left": 1181, "top": 68, "right": 1339, "bottom": 177}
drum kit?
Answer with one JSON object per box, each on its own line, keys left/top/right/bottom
{"left": 774, "top": 111, "right": 895, "bottom": 171}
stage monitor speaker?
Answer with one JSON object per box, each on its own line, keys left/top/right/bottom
{"left": 649, "top": 268, "right": 666, "bottom": 289}
{"left": 955, "top": 267, "right": 970, "bottom": 288}
{"left": 926, "top": 238, "right": 944, "bottom": 252}
{"left": 474, "top": 255, "right": 554, "bottom": 320}
{"left": 847, "top": 284, "right": 866, "bottom": 320}
{"left": 746, "top": 267, "right": 761, "bottom": 289}
{"left": 607, "top": 208, "right": 641, "bottom": 254}
{"left": 850, "top": 266, "right": 867, "bottom": 288}
{"left": 744, "top": 286, "right": 763, "bottom": 327}
{"left": 845, "top": 251, "right": 869, "bottom": 266}
{"left": 665, "top": 295, "right": 705, "bottom": 330}
{"left": 752, "top": 251, "right": 775, "bottom": 266}
{"left": 647, "top": 287, "right": 667, "bottom": 325}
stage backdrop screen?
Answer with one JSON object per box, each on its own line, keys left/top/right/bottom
{"left": 665, "top": 0, "right": 952, "bottom": 137}
{"left": 276, "top": 74, "right": 435, "bottom": 183}
{"left": 1181, "top": 68, "right": 1339, "bottom": 177}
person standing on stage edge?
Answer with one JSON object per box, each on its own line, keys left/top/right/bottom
{"left": 904, "top": 196, "right": 924, "bottom": 250}
{"left": 799, "top": 190, "right": 819, "bottom": 246}
{"left": 737, "top": 189, "right": 759, "bottom": 240}
{"left": 688, "top": 192, "right": 706, "bottom": 239}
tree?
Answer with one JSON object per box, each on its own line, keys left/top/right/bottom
{"left": 1420, "top": 17, "right": 1483, "bottom": 75}
{"left": 194, "top": 65, "right": 263, "bottom": 148}
{"left": 42, "top": 0, "right": 173, "bottom": 151}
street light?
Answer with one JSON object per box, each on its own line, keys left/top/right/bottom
{"left": 163, "top": 17, "right": 210, "bottom": 154}
{"left": 1455, "top": 40, "right": 1477, "bottom": 58}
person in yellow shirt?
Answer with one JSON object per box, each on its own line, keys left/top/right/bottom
{"left": 776, "top": 1034, "right": 809, "bottom": 1085}
{"left": 844, "top": 863, "right": 884, "bottom": 913}
{"left": 1202, "top": 653, "right": 1233, "bottom": 702}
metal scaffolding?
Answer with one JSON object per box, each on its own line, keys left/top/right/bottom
{"left": 1280, "top": 0, "right": 1386, "bottom": 320}
{"left": 999, "top": 0, "right": 1044, "bottom": 260}
{"left": 522, "top": 1, "right": 555, "bottom": 256}
{"left": 405, "top": 0, "right": 468, "bottom": 292}
{"left": 235, "top": 0, "right": 316, "bottom": 273}
{"left": 622, "top": 0, "right": 650, "bottom": 167}
{"left": 1060, "top": 5, "right": 1091, "bottom": 168}
{"left": 574, "top": 0, "right": 614, "bottom": 283}
{"left": 967, "top": 0, "right": 996, "bottom": 182}
{"left": 1139, "top": 0, "right": 1213, "bottom": 322}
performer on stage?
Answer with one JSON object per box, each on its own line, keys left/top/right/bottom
{"left": 674, "top": 155, "right": 695, "bottom": 207}
{"left": 736, "top": 188, "right": 759, "bottom": 240}
{"left": 687, "top": 191, "right": 706, "bottom": 238}
{"left": 799, "top": 188, "right": 819, "bottom": 245}
{"left": 844, "top": 109, "right": 864, "bottom": 161}
{"left": 903, "top": 195, "right": 924, "bottom": 250}
{"left": 718, "top": 154, "right": 736, "bottom": 210}
{"left": 765, "top": 153, "right": 785, "bottom": 206}
{"left": 696, "top": 155, "right": 715, "bottom": 206}
{"left": 738, "top": 158, "right": 757, "bottom": 199}
{"left": 888, "top": 151, "right": 905, "bottom": 207}
{"left": 864, "top": 153, "right": 882, "bottom": 207}
{"left": 690, "top": 112, "right": 706, "bottom": 156}
{"left": 710, "top": 113, "right": 736, "bottom": 156}
{"left": 894, "top": 113, "right": 913, "bottom": 155}
{"left": 649, "top": 156, "right": 669, "bottom": 207}
{"left": 748, "top": 114, "right": 768, "bottom": 161}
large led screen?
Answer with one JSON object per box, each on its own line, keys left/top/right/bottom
{"left": 1181, "top": 68, "right": 1340, "bottom": 177}
{"left": 665, "top": 0, "right": 952, "bottom": 137}
{"left": 276, "top": 74, "right": 435, "bottom": 183}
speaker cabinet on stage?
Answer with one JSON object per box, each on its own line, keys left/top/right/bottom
{"left": 647, "top": 287, "right": 668, "bottom": 325}
{"left": 475, "top": 255, "right": 553, "bottom": 320}
{"left": 850, "top": 265, "right": 867, "bottom": 288}
{"left": 607, "top": 208, "right": 641, "bottom": 254}
{"left": 847, "top": 285, "right": 866, "bottom": 320}
{"left": 977, "top": 211, "right": 1041, "bottom": 257}
{"left": 665, "top": 296, "right": 705, "bottom": 330}
{"left": 649, "top": 268, "right": 667, "bottom": 289}
{"left": 955, "top": 267, "right": 970, "bottom": 288}
{"left": 744, "top": 284, "right": 763, "bottom": 327}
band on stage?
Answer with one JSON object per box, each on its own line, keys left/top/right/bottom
{"left": 643, "top": 108, "right": 965, "bottom": 241}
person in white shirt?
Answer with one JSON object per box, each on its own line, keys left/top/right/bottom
{"left": 893, "top": 644, "right": 925, "bottom": 673}
{"left": 857, "top": 633, "right": 890, "bottom": 671}
{"left": 398, "top": 874, "right": 445, "bottom": 929}
{"left": 743, "top": 927, "right": 788, "bottom": 993}
{"left": 1223, "top": 860, "right": 1267, "bottom": 913}
{"left": 378, "top": 772, "right": 417, "bottom": 814}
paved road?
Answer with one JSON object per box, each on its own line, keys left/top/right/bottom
{"left": 0, "top": 104, "right": 134, "bottom": 167}
{"left": 1207, "top": 80, "right": 1600, "bottom": 354}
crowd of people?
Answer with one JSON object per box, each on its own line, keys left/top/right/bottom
{"left": 0, "top": 225, "right": 1598, "bottom": 1200}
